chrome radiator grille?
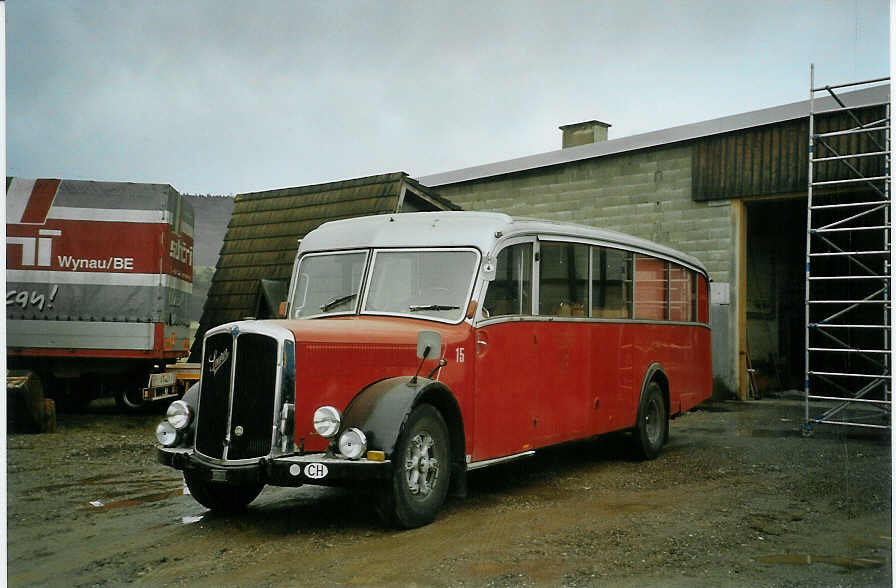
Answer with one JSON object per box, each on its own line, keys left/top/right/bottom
{"left": 196, "top": 332, "right": 278, "bottom": 461}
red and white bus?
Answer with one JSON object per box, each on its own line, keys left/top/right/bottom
{"left": 157, "top": 211, "right": 711, "bottom": 528}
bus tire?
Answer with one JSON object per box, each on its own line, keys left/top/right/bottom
{"left": 183, "top": 471, "right": 264, "bottom": 513}
{"left": 633, "top": 382, "right": 667, "bottom": 460}
{"left": 377, "top": 404, "right": 451, "bottom": 529}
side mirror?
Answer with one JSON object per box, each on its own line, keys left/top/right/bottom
{"left": 278, "top": 301, "right": 288, "bottom": 318}
{"left": 410, "top": 331, "right": 443, "bottom": 387}
{"left": 416, "top": 331, "right": 442, "bottom": 359}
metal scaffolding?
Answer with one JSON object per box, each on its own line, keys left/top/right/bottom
{"left": 804, "top": 65, "right": 891, "bottom": 434}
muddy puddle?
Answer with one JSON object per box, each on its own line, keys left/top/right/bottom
{"left": 759, "top": 554, "right": 884, "bottom": 570}
{"left": 87, "top": 487, "right": 184, "bottom": 510}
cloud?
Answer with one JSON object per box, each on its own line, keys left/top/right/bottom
{"left": 7, "top": 0, "right": 890, "bottom": 194}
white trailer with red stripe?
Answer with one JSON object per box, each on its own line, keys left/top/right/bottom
{"left": 6, "top": 177, "right": 195, "bottom": 409}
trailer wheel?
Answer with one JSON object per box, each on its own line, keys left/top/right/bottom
{"left": 632, "top": 382, "right": 667, "bottom": 460}
{"left": 115, "top": 387, "right": 145, "bottom": 411}
{"left": 7, "top": 370, "right": 57, "bottom": 433}
{"left": 183, "top": 471, "right": 264, "bottom": 513}
{"left": 377, "top": 404, "right": 451, "bottom": 529}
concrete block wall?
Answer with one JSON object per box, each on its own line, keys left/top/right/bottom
{"left": 435, "top": 145, "right": 731, "bottom": 281}
{"left": 432, "top": 144, "right": 735, "bottom": 391}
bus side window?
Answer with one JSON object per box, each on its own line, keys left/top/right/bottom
{"left": 690, "top": 271, "right": 698, "bottom": 322}
{"left": 668, "top": 263, "right": 692, "bottom": 321}
{"left": 591, "top": 247, "right": 632, "bottom": 319}
{"left": 482, "top": 243, "right": 533, "bottom": 317}
{"left": 539, "top": 242, "right": 588, "bottom": 316}
{"left": 697, "top": 274, "right": 709, "bottom": 324}
{"left": 634, "top": 254, "right": 667, "bottom": 320}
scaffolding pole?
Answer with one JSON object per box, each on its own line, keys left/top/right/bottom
{"left": 804, "top": 65, "right": 891, "bottom": 434}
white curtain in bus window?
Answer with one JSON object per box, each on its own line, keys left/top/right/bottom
{"left": 691, "top": 273, "right": 700, "bottom": 321}
{"left": 539, "top": 242, "right": 588, "bottom": 316}
{"left": 483, "top": 243, "right": 532, "bottom": 316}
{"left": 634, "top": 254, "right": 667, "bottom": 320}
{"left": 591, "top": 247, "right": 631, "bottom": 319}
{"left": 668, "top": 264, "right": 693, "bottom": 322}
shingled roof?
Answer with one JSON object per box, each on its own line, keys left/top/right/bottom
{"left": 190, "top": 172, "right": 459, "bottom": 358}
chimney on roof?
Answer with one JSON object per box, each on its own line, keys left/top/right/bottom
{"left": 559, "top": 120, "right": 611, "bottom": 148}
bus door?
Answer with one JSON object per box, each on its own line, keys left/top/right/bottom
{"left": 533, "top": 240, "right": 590, "bottom": 444}
{"left": 590, "top": 247, "right": 635, "bottom": 433}
{"left": 474, "top": 240, "right": 538, "bottom": 460}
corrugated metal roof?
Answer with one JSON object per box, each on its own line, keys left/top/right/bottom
{"left": 417, "top": 84, "right": 890, "bottom": 187}
{"left": 190, "top": 172, "right": 458, "bottom": 358}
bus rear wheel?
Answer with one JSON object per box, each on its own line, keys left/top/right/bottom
{"left": 377, "top": 404, "right": 451, "bottom": 529}
{"left": 633, "top": 382, "right": 667, "bottom": 460}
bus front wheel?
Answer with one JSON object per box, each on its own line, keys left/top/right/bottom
{"left": 633, "top": 382, "right": 667, "bottom": 460}
{"left": 377, "top": 404, "right": 451, "bottom": 529}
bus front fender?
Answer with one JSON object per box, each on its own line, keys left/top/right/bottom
{"left": 341, "top": 376, "right": 449, "bottom": 458}
{"left": 343, "top": 376, "right": 467, "bottom": 497}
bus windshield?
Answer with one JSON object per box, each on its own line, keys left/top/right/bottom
{"left": 291, "top": 251, "right": 368, "bottom": 318}
{"left": 291, "top": 248, "right": 479, "bottom": 322}
{"left": 363, "top": 250, "right": 479, "bottom": 322}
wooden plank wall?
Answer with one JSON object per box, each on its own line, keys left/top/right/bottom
{"left": 693, "top": 106, "right": 886, "bottom": 201}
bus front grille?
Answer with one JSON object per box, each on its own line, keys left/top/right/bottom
{"left": 195, "top": 332, "right": 278, "bottom": 461}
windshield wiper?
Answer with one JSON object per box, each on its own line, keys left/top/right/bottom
{"left": 320, "top": 292, "right": 357, "bottom": 312}
{"left": 408, "top": 304, "right": 460, "bottom": 312}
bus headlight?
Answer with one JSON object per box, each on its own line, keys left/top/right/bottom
{"left": 338, "top": 427, "right": 367, "bottom": 460}
{"left": 156, "top": 421, "right": 181, "bottom": 447}
{"left": 166, "top": 400, "right": 192, "bottom": 431}
{"left": 313, "top": 406, "right": 341, "bottom": 438}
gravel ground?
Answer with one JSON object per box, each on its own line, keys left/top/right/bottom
{"left": 6, "top": 394, "right": 892, "bottom": 587}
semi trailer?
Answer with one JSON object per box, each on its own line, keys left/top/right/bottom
{"left": 6, "top": 177, "right": 194, "bottom": 409}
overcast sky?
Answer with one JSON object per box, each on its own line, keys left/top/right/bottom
{"left": 6, "top": 1, "right": 891, "bottom": 195}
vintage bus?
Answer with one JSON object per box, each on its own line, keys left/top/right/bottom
{"left": 156, "top": 211, "right": 711, "bottom": 528}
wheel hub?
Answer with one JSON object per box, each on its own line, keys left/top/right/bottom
{"left": 405, "top": 432, "right": 439, "bottom": 496}
{"left": 645, "top": 398, "right": 661, "bottom": 445}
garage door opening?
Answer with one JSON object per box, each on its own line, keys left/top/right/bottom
{"left": 744, "top": 197, "right": 807, "bottom": 394}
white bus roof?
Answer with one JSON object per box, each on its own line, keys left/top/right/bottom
{"left": 299, "top": 211, "right": 707, "bottom": 275}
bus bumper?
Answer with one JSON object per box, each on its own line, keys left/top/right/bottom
{"left": 158, "top": 447, "right": 392, "bottom": 487}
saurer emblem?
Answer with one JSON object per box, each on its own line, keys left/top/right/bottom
{"left": 208, "top": 349, "right": 230, "bottom": 376}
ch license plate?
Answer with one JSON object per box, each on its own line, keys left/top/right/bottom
{"left": 304, "top": 463, "right": 328, "bottom": 479}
